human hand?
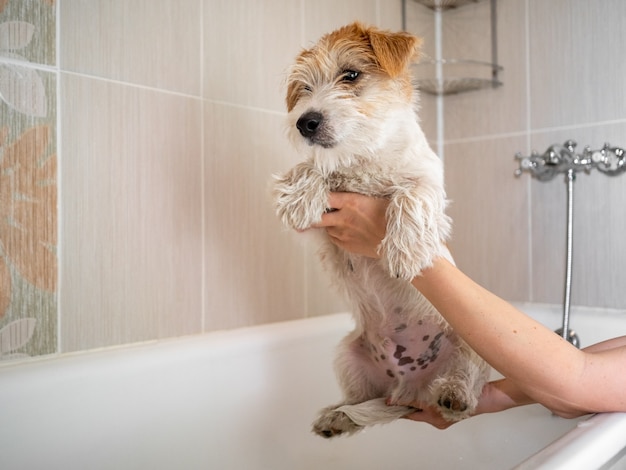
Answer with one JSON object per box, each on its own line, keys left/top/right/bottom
{"left": 402, "top": 403, "right": 456, "bottom": 429}
{"left": 311, "top": 192, "right": 389, "bottom": 258}
{"left": 398, "top": 380, "right": 532, "bottom": 430}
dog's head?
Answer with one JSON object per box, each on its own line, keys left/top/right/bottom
{"left": 285, "top": 22, "right": 422, "bottom": 171}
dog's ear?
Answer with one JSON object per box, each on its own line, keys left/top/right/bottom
{"left": 285, "top": 50, "right": 312, "bottom": 112}
{"left": 368, "top": 29, "right": 421, "bottom": 78}
{"left": 286, "top": 79, "right": 299, "bottom": 112}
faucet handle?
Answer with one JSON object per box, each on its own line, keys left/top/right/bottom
{"left": 515, "top": 140, "right": 626, "bottom": 180}
{"left": 594, "top": 143, "right": 626, "bottom": 176}
{"left": 514, "top": 151, "right": 533, "bottom": 177}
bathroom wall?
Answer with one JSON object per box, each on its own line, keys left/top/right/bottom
{"left": 406, "top": 0, "right": 626, "bottom": 309}
{"left": 1, "top": 0, "right": 624, "bottom": 362}
{"left": 0, "top": 0, "right": 401, "bottom": 360}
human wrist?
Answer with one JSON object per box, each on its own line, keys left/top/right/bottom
{"left": 477, "top": 379, "right": 533, "bottom": 415}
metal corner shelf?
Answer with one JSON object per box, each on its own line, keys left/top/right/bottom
{"left": 412, "top": 0, "right": 481, "bottom": 11}
{"left": 405, "top": 0, "right": 503, "bottom": 96}
{"left": 413, "top": 59, "right": 503, "bottom": 95}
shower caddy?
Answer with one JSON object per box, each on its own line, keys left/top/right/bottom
{"left": 515, "top": 141, "right": 626, "bottom": 346}
{"left": 402, "top": 0, "right": 502, "bottom": 95}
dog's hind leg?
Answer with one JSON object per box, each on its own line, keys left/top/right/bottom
{"left": 311, "top": 332, "right": 414, "bottom": 438}
{"left": 336, "top": 398, "right": 415, "bottom": 426}
{"left": 428, "top": 343, "right": 490, "bottom": 422}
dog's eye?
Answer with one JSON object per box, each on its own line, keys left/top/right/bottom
{"left": 341, "top": 70, "right": 360, "bottom": 82}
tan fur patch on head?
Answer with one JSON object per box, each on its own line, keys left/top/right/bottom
{"left": 285, "top": 22, "right": 422, "bottom": 112}
{"left": 367, "top": 26, "right": 422, "bottom": 78}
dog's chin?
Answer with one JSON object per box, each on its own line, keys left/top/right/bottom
{"left": 306, "top": 138, "right": 336, "bottom": 149}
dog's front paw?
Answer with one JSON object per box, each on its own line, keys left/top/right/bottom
{"left": 382, "top": 187, "right": 451, "bottom": 279}
{"left": 382, "top": 238, "right": 439, "bottom": 280}
{"left": 312, "top": 405, "right": 363, "bottom": 439}
{"left": 272, "top": 164, "right": 328, "bottom": 230}
{"left": 382, "top": 226, "right": 447, "bottom": 280}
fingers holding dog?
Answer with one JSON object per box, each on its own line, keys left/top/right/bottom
{"left": 313, "top": 192, "right": 388, "bottom": 259}
{"left": 403, "top": 404, "right": 456, "bottom": 430}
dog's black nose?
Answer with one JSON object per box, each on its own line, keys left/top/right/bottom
{"left": 296, "top": 111, "right": 323, "bottom": 138}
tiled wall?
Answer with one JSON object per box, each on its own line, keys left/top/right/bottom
{"left": 0, "top": 0, "right": 401, "bottom": 360}
{"left": 405, "top": 0, "right": 626, "bottom": 308}
{"left": 2, "top": 0, "right": 625, "bottom": 362}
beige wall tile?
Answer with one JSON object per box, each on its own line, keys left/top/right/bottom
{"left": 60, "top": 0, "right": 202, "bottom": 94}
{"left": 377, "top": 0, "right": 403, "bottom": 31}
{"left": 305, "top": 245, "right": 351, "bottom": 317}
{"left": 441, "top": 0, "right": 528, "bottom": 140}
{"left": 303, "top": 0, "right": 378, "bottom": 44}
{"left": 445, "top": 136, "right": 531, "bottom": 301}
{"left": 203, "top": 0, "right": 302, "bottom": 112}
{"left": 204, "top": 102, "right": 308, "bottom": 330}
{"left": 60, "top": 74, "right": 203, "bottom": 351}
{"left": 528, "top": 0, "right": 626, "bottom": 129}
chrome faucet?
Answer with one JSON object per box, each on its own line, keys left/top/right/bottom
{"left": 515, "top": 140, "right": 626, "bottom": 348}
{"left": 515, "top": 140, "right": 626, "bottom": 181}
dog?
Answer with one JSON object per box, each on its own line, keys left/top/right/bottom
{"left": 272, "top": 22, "right": 490, "bottom": 438}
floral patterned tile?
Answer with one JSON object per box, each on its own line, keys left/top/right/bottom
{"left": 0, "top": 0, "right": 55, "bottom": 66}
{"left": 0, "top": 0, "right": 56, "bottom": 360}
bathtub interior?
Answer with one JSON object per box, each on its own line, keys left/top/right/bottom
{"left": 0, "top": 306, "right": 625, "bottom": 470}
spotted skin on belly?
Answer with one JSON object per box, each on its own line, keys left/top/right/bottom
{"left": 366, "top": 323, "right": 451, "bottom": 381}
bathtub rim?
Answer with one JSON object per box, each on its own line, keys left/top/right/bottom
{"left": 0, "top": 312, "right": 356, "bottom": 371}
{"left": 514, "top": 411, "right": 626, "bottom": 470}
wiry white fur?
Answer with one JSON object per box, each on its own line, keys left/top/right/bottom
{"left": 337, "top": 399, "right": 414, "bottom": 427}
{"left": 273, "top": 23, "right": 490, "bottom": 439}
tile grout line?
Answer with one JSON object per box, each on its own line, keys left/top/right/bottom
{"left": 55, "top": 70, "right": 202, "bottom": 100}
{"left": 525, "top": 0, "right": 533, "bottom": 302}
{"left": 200, "top": 0, "right": 206, "bottom": 333}
{"left": 300, "top": 0, "right": 310, "bottom": 319}
{"left": 3, "top": 64, "right": 288, "bottom": 119}
{"left": 56, "top": 0, "right": 63, "bottom": 355}
{"left": 443, "top": 118, "right": 626, "bottom": 147}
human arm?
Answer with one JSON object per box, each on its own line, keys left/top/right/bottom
{"left": 315, "top": 192, "right": 626, "bottom": 422}
{"left": 401, "top": 377, "right": 532, "bottom": 429}
{"left": 406, "top": 335, "right": 626, "bottom": 428}
{"left": 411, "top": 255, "right": 626, "bottom": 418}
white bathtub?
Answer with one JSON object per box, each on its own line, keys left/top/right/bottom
{"left": 1, "top": 304, "right": 626, "bottom": 470}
